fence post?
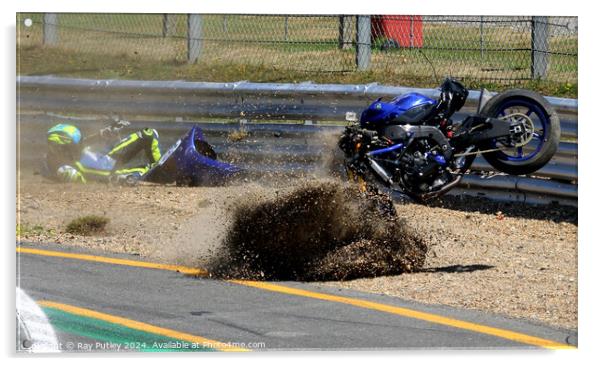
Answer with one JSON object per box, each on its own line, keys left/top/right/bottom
{"left": 43, "top": 13, "right": 59, "bottom": 45}
{"left": 356, "top": 15, "right": 371, "bottom": 70}
{"left": 531, "top": 16, "right": 549, "bottom": 79}
{"left": 479, "top": 16, "right": 484, "bottom": 61}
{"left": 187, "top": 14, "right": 203, "bottom": 64}
{"left": 338, "top": 16, "right": 353, "bottom": 49}
{"left": 162, "top": 14, "right": 177, "bottom": 37}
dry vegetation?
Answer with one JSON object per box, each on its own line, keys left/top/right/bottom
{"left": 65, "top": 215, "right": 110, "bottom": 236}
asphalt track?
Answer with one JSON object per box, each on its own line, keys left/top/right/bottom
{"left": 16, "top": 242, "right": 578, "bottom": 352}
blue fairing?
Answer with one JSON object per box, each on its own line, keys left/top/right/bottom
{"left": 143, "top": 125, "right": 242, "bottom": 185}
{"left": 360, "top": 92, "right": 436, "bottom": 128}
{"left": 181, "top": 128, "right": 242, "bottom": 184}
{"left": 392, "top": 93, "right": 437, "bottom": 110}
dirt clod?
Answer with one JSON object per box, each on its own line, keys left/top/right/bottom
{"left": 207, "top": 181, "right": 427, "bottom": 281}
{"left": 227, "top": 128, "right": 250, "bottom": 142}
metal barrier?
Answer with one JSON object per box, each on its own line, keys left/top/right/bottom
{"left": 16, "top": 76, "right": 577, "bottom": 205}
{"left": 16, "top": 75, "right": 578, "bottom": 114}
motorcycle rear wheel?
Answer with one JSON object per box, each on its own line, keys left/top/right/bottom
{"left": 479, "top": 89, "right": 560, "bottom": 176}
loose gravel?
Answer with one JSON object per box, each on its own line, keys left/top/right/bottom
{"left": 16, "top": 174, "right": 577, "bottom": 330}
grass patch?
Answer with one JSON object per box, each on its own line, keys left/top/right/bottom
{"left": 17, "top": 45, "right": 577, "bottom": 98}
{"left": 16, "top": 223, "right": 51, "bottom": 237}
{"left": 66, "top": 215, "right": 110, "bottom": 236}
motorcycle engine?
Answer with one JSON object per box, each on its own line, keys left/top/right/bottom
{"left": 339, "top": 124, "right": 456, "bottom": 196}
{"left": 398, "top": 139, "right": 452, "bottom": 194}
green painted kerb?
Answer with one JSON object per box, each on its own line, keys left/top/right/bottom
{"left": 42, "top": 306, "right": 216, "bottom": 352}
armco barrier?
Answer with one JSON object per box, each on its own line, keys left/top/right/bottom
{"left": 16, "top": 77, "right": 577, "bottom": 205}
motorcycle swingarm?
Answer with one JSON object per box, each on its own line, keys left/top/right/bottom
{"left": 451, "top": 116, "right": 521, "bottom": 148}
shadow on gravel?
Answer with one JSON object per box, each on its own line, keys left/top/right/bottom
{"left": 419, "top": 264, "right": 495, "bottom": 273}
{"left": 425, "top": 195, "right": 577, "bottom": 225}
{"left": 206, "top": 181, "right": 428, "bottom": 281}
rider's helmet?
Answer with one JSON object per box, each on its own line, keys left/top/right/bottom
{"left": 47, "top": 123, "right": 82, "bottom": 146}
{"left": 46, "top": 123, "right": 82, "bottom": 171}
{"left": 46, "top": 124, "right": 82, "bottom": 167}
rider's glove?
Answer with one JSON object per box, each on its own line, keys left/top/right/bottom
{"left": 99, "top": 126, "right": 113, "bottom": 137}
{"left": 115, "top": 120, "right": 130, "bottom": 129}
{"left": 99, "top": 120, "right": 130, "bottom": 137}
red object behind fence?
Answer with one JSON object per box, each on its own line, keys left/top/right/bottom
{"left": 371, "top": 15, "right": 423, "bottom": 48}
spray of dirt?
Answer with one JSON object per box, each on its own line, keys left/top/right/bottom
{"left": 157, "top": 183, "right": 267, "bottom": 266}
{"left": 310, "top": 129, "right": 346, "bottom": 180}
{"left": 203, "top": 180, "right": 428, "bottom": 281}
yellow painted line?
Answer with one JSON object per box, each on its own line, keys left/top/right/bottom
{"left": 231, "top": 280, "right": 575, "bottom": 350}
{"left": 38, "top": 300, "right": 249, "bottom": 352}
{"left": 19, "top": 246, "right": 575, "bottom": 350}
{"left": 16, "top": 247, "right": 207, "bottom": 276}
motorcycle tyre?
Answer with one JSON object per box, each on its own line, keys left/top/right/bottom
{"left": 479, "top": 89, "right": 560, "bottom": 176}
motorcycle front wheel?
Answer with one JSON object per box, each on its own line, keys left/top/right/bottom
{"left": 479, "top": 89, "right": 560, "bottom": 176}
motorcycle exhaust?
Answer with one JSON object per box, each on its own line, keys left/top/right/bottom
{"left": 419, "top": 175, "right": 462, "bottom": 201}
{"left": 367, "top": 158, "right": 395, "bottom": 186}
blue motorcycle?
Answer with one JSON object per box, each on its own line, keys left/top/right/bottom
{"left": 338, "top": 78, "right": 560, "bottom": 201}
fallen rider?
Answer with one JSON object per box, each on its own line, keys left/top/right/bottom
{"left": 43, "top": 121, "right": 162, "bottom": 185}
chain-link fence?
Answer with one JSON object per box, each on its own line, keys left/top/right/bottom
{"left": 17, "top": 13, "right": 577, "bottom": 89}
